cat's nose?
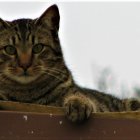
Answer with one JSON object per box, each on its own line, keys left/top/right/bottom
{"left": 18, "top": 53, "right": 32, "bottom": 70}
{"left": 19, "top": 62, "right": 31, "bottom": 71}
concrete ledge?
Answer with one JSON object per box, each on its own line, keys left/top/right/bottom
{"left": 0, "top": 101, "right": 140, "bottom": 140}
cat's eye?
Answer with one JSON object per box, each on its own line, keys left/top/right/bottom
{"left": 33, "top": 44, "right": 44, "bottom": 54}
{"left": 4, "top": 45, "right": 16, "bottom": 55}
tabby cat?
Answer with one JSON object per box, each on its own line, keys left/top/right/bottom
{"left": 0, "top": 4, "right": 139, "bottom": 123}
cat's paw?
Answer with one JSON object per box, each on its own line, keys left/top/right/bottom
{"left": 124, "top": 99, "right": 140, "bottom": 111}
{"left": 64, "top": 94, "right": 94, "bottom": 123}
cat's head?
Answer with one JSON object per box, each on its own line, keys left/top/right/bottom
{"left": 0, "top": 5, "right": 67, "bottom": 84}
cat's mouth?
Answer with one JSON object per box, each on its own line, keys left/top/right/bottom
{"left": 4, "top": 69, "right": 41, "bottom": 84}
{"left": 19, "top": 70, "right": 31, "bottom": 77}
{"left": 10, "top": 74, "right": 40, "bottom": 84}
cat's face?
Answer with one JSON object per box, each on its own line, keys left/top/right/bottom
{"left": 0, "top": 5, "right": 66, "bottom": 84}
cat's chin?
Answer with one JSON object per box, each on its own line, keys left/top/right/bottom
{"left": 6, "top": 75, "right": 39, "bottom": 84}
{"left": 14, "top": 76, "right": 38, "bottom": 84}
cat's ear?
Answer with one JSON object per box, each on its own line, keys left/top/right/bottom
{"left": 35, "top": 4, "right": 60, "bottom": 31}
{"left": 0, "top": 18, "right": 10, "bottom": 29}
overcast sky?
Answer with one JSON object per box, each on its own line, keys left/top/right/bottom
{"left": 0, "top": 2, "right": 140, "bottom": 98}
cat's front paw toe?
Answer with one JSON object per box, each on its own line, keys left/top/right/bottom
{"left": 64, "top": 95, "right": 93, "bottom": 123}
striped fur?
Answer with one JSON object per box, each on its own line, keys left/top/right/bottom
{"left": 0, "top": 5, "right": 139, "bottom": 123}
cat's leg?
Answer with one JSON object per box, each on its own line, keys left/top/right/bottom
{"left": 123, "top": 98, "right": 140, "bottom": 111}
{"left": 63, "top": 93, "right": 95, "bottom": 123}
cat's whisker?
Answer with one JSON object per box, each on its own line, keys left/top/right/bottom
{"left": 35, "top": 65, "right": 67, "bottom": 77}
{"left": 0, "top": 74, "right": 9, "bottom": 82}
{"left": 47, "top": 67, "right": 67, "bottom": 75}
{"left": 35, "top": 65, "right": 67, "bottom": 75}
{"left": 42, "top": 70, "right": 64, "bottom": 82}
{"left": 41, "top": 66, "right": 67, "bottom": 77}
{"left": 45, "top": 68, "right": 67, "bottom": 77}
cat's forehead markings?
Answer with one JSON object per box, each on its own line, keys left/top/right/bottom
{"left": 13, "top": 19, "right": 32, "bottom": 43}
{"left": 9, "top": 36, "right": 15, "bottom": 45}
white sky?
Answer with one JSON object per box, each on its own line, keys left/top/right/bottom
{"left": 0, "top": 2, "right": 140, "bottom": 98}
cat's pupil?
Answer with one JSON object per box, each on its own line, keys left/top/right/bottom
{"left": 4, "top": 45, "right": 16, "bottom": 55}
{"left": 32, "top": 44, "right": 44, "bottom": 54}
